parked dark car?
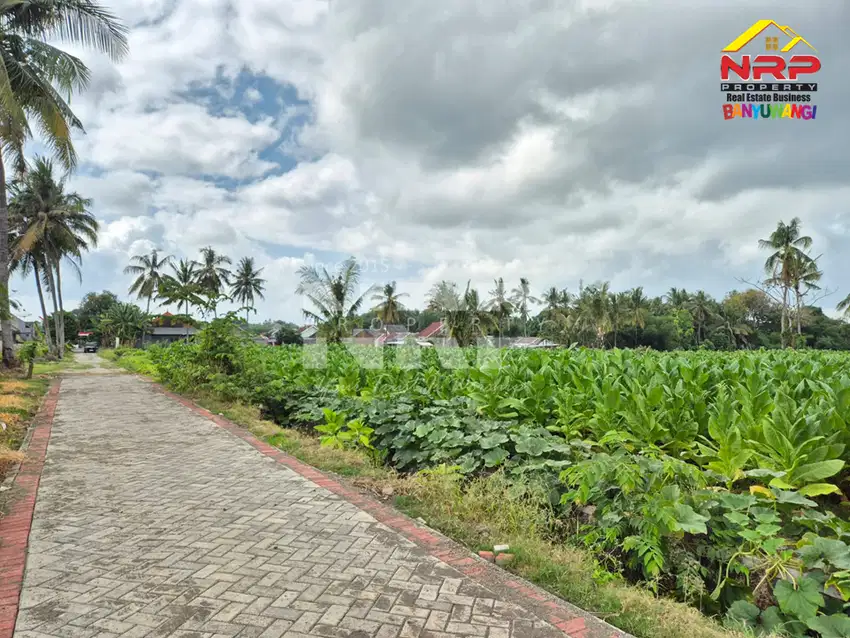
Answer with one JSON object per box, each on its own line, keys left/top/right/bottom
{"left": 83, "top": 341, "right": 99, "bottom": 353}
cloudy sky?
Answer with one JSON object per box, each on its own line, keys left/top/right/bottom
{"left": 13, "top": 0, "right": 849, "bottom": 323}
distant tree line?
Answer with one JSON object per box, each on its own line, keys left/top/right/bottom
{"left": 296, "top": 218, "right": 850, "bottom": 350}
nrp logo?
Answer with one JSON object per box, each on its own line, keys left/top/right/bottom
{"left": 720, "top": 20, "right": 820, "bottom": 121}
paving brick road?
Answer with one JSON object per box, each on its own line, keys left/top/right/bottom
{"left": 11, "top": 367, "right": 576, "bottom": 638}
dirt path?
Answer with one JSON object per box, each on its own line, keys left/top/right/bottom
{"left": 6, "top": 366, "right": 618, "bottom": 638}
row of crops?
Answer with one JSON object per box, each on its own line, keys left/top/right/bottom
{"left": 142, "top": 325, "right": 850, "bottom": 637}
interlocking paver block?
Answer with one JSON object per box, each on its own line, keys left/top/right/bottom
{"left": 10, "top": 370, "right": 613, "bottom": 637}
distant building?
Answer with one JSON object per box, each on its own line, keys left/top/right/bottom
{"left": 11, "top": 316, "right": 35, "bottom": 342}
{"left": 418, "top": 321, "right": 456, "bottom": 346}
{"left": 418, "top": 321, "right": 447, "bottom": 340}
{"left": 352, "top": 328, "right": 381, "bottom": 339}
{"left": 136, "top": 326, "right": 198, "bottom": 347}
{"left": 378, "top": 333, "right": 433, "bottom": 348}
{"left": 298, "top": 325, "right": 319, "bottom": 339}
{"left": 508, "top": 337, "right": 559, "bottom": 349}
{"left": 383, "top": 324, "right": 409, "bottom": 334}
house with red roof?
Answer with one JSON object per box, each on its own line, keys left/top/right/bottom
{"left": 418, "top": 321, "right": 447, "bottom": 339}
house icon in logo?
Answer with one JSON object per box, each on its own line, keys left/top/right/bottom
{"left": 722, "top": 20, "right": 817, "bottom": 53}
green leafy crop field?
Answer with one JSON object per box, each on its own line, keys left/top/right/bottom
{"left": 131, "top": 324, "right": 850, "bottom": 636}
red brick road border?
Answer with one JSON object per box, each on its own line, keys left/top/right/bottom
{"left": 154, "top": 384, "right": 627, "bottom": 638}
{"left": 0, "top": 380, "right": 60, "bottom": 638}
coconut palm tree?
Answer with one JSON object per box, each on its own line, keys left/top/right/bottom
{"left": 609, "top": 291, "right": 631, "bottom": 348}
{"left": 687, "top": 290, "right": 714, "bottom": 345}
{"left": 124, "top": 249, "right": 174, "bottom": 313}
{"left": 510, "top": 277, "right": 540, "bottom": 337}
{"left": 628, "top": 287, "right": 649, "bottom": 346}
{"left": 486, "top": 278, "right": 513, "bottom": 338}
{"left": 574, "top": 282, "right": 612, "bottom": 347}
{"left": 788, "top": 252, "right": 822, "bottom": 344}
{"left": 295, "top": 257, "right": 375, "bottom": 343}
{"left": 9, "top": 250, "right": 52, "bottom": 353}
{"left": 99, "top": 302, "right": 150, "bottom": 347}
{"left": 542, "top": 286, "right": 570, "bottom": 312}
{"left": 759, "top": 217, "right": 813, "bottom": 347}
{"left": 194, "top": 246, "right": 232, "bottom": 317}
{"left": 719, "top": 302, "right": 752, "bottom": 350}
{"left": 371, "top": 281, "right": 408, "bottom": 326}
{"left": 231, "top": 257, "right": 266, "bottom": 323}
{"left": 664, "top": 287, "right": 690, "bottom": 309}
{"left": 9, "top": 157, "right": 98, "bottom": 356}
{"left": 0, "top": 0, "right": 128, "bottom": 366}
{"left": 838, "top": 294, "right": 850, "bottom": 320}
{"left": 157, "top": 259, "right": 202, "bottom": 315}
{"left": 427, "top": 280, "right": 493, "bottom": 347}
{"left": 157, "top": 259, "right": 204, "bottom": 339}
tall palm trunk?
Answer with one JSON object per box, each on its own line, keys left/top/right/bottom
{"left": 45, "top": 265, "right": 62, "bottom": 359}
{"left": 794, "top": 284, "right": 803, "bottom": 345}
{"left": 0, "top": 151, "right": 14, "bottom": 367}
{"left": 182, "top": 300, "right": 189, "bottom": 340}
{"left": 32, "top": 261, "right": 53, "bottom": 353}
{"left": 780, "top": 285, "right": 789, "bottom": 347}
{"left": 55, "top": 260, "right": 66, "bottom": 354}
{"left": 141, "top": 295, "right": 151, "bottom": 348}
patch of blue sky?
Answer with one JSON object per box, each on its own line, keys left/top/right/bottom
{"left": 179, "top": 67, "right": 312, "bottom": 184}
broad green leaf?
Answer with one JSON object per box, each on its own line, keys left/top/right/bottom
{"left": 798, "top": 483, "right": 841, "bottom": 497}
{"left": 413, "top": 422, "right": 435, "bottom": 437}
{"left": 752, "top": 509, "right": 780, "bottom": 525}
{"left": 647, "top": 384, "right": 663, "bottom": 406}
{"left": 792, "top": 460, "right": 845, "bottom": 485}
{"left": 756, "top": 523, "right": 782, "bottom": 537}
{"left": 514, "top": 436, "right": 554, "bottom": 457}
{"left": 774, "top": 577, "right": 824, "bottom": 621}
{"left": 726, "top": 600, "right": 760, "bottom": 626}
{"left": 773, "top": 490, "right": 818, "bottom": 507}
{"left": 760, "top": 606, "right": 785, "bottom": 633}
{"left": 799, "top": 538, "right": 850, "bottom": 571}
{"left": 806, "top": 615, "right": 850, "bottom": 638}
{"left": 762, "top": 538, "right": 787, "bottom": 554}
{"left": 745, "top": 468, "right": 786, "bottom": 479}
{"left": 724, "top": 511, "right": 750, "bottom": 527}
{"left": 769, "top": 477, "right": 796, "bottom": 490}
{"left": 457, "top": 454, "right": 480, "bottom": 473}
{"left": 479, "top": 432, "right": 509, "bottom": 449}
{"left": 483, "top": 447, "right": 509, "bottom": 468}
{"left": 719, "top": 493, "right": 758, "bottom": 510}
{"left": 672, "top": 504, "right": 708, "bottom": 535}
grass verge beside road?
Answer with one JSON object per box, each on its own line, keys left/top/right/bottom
{"left": 107, "top": 352, "right": 745, "bottom": 638}
{"left": 32, "top": 351, "right": 93, "bottom": 376}
{"left": 0, "top": 376, "right": 50, "bottom": 486}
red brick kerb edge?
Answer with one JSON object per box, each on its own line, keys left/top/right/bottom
{"left": 0, "top": 380, "right": 61, "bottom": 638}
{"left": 150, "top": 382, "right": 628, "bottom": 638}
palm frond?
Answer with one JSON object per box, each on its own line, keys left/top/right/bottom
{"left": 7, "top": 0, "right": 129, "bottom": 62}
